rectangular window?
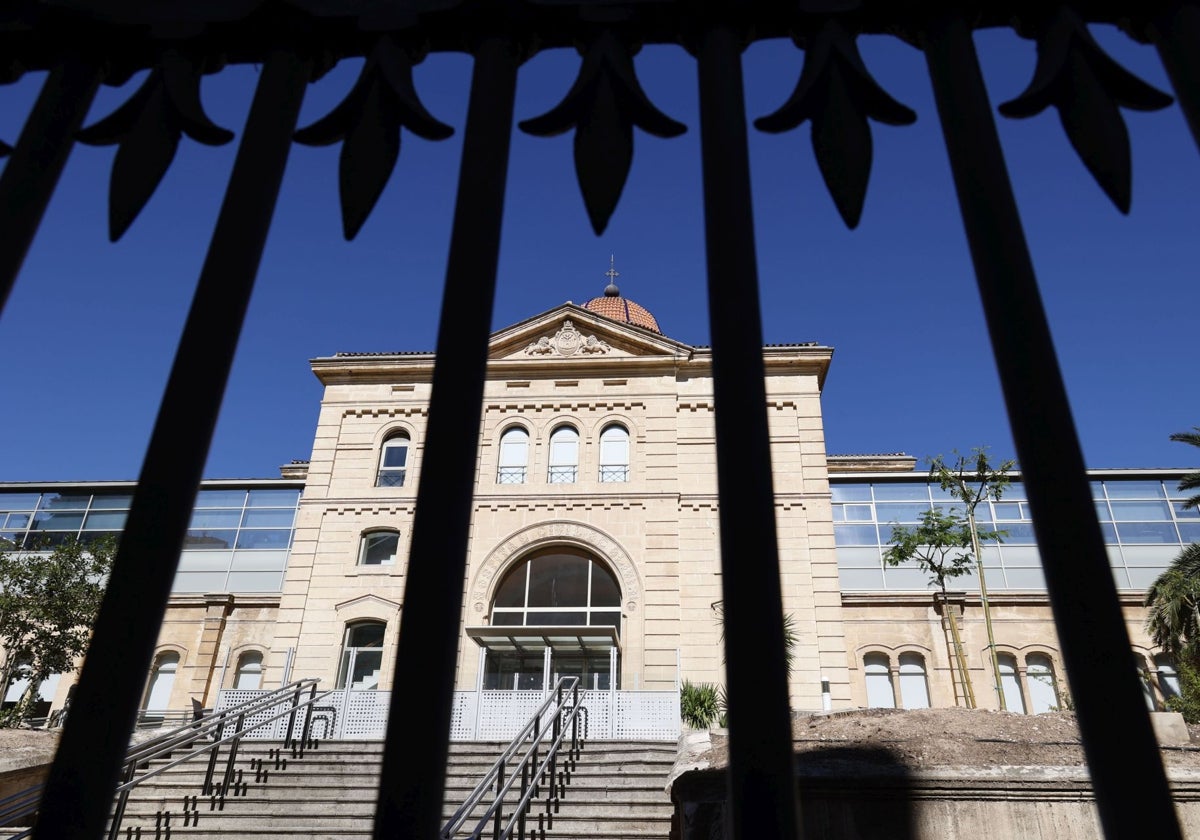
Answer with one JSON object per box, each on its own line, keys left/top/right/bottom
{"left": 834, "top": 524, "right": 879, "bottom": 546}
{"left": 1104, "top": 480, "right": 1166, "bottom": 499}
{"left": 871, "top": 483, "right": 930, "bottom": 502}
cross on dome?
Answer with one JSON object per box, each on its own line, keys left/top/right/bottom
{"left": 604, "top": 255, "right": 620, "bottom": 297}
{"left": 582, "top": 258, "right": 661, "bottom": 334}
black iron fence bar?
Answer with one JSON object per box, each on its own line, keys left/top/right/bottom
{"left": 1148, "top": 2, "right": 1200, "bottom": 150}
{"left": 374, "top": 34, "right": 521, "bottom": 840}
{"left": 695, "top": 22, "right": 799, "bottom": 840}
{"left": 921, "top": 13, "right": 1181, "bottom": 839}
{"left": 32, "top": 47, "right": 313, "bottom": 840}
{"left": 0, "top": 57, "right": 101, "bottom": 313}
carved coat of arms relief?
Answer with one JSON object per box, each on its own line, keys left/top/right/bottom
{"left": 523, "top": 320, "right": 611, "bottom": 357}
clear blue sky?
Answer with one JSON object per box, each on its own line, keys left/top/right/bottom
{"left": 0, "top": 27, "right": 1196, "bottom": 482}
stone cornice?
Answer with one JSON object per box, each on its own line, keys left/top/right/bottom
{"left": 167, "top": 593, "right": 282, "bottom": 608}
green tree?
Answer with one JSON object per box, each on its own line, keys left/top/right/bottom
{"left": 1170, "top": 427, "right": 1200, "bottom": 510}
{"left": 0, "top": 536, "right": 114, "bottom": 725}
{"left": 927, "top": 448, "right": 1015, "bottom": 710}
{"left": 884, "top": 506, "right": 1006, "bottom": 708}
{"left": 884, "top": 507, "right": 975, "bottom": 596}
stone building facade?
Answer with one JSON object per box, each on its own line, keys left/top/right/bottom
{"left": 268, "top": 292, "right": 851, "bottom": 715}
{"left": 1, "top": 291, "right": 1194, "bottom": 727}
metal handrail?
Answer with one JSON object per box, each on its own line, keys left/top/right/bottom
{"left": 0, "top": 679, "right": 330, "bottom": 840}
{"left": 107, "top": 679, "right": 332, "bottom": 840}
{"left": 0, "top": 784, "right": 44, "bottom": 840}
{"left": 441, "top": 677, "right": 587, "bottom": 840}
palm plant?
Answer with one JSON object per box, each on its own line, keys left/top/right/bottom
{"left": 1145, "top": 544, "right": 1200, "bottom": 655}
{"left": 1171, "top": 427, "right": 1200, "bottom": 510}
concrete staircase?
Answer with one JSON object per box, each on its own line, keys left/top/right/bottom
{"left": 111, "top": 739, "right": 676, "bottom": 839}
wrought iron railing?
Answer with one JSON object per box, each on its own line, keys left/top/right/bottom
{"left": 441, "top": 677, "right": 587, "bottom": 840}
{"left": 1, "top": 3, "right": 1193, "bottom": 839}
{"left": 1, "top": 679, "right": 328, "bottom": 840}
{"left": 108, "top": 679, "right": 329, "bottom": 840}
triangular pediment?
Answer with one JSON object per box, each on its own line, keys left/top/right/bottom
{"left": 488, "top": 304, "right": 691, "bottom": 363}
{"left": 334, "top": 593, "right": 401, "bottom": 614}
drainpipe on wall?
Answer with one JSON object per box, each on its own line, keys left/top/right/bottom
{"left": 215, "top": 647, "right": 231, "bottom": 697}
{"left": 281, "top": 646, "right": 295, "bottom": 686}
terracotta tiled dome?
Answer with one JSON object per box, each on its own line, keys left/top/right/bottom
{"left": 583, "top": 276, "right": 661, "bottom": 334}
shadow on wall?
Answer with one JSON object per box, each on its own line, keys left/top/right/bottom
{"left": 672, "top": 746, "right": 917, "bottom": 840}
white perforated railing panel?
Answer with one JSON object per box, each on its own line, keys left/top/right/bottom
{"left": 215, "top": 688, "right": 681, "bottom": 740}
{"left": 450, "top": 691, "right": 477, "bottom": 740}
{"left": 614, "top": 691, "right": 681, "bottom": 740}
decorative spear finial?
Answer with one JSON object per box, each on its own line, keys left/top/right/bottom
{"left": 604, "top": 254, "right": 620, "bottom": 297}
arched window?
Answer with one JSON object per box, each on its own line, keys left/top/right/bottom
{"left": 898, "top": 652, "right": 930, "bottom": 709}
{"left": 376, "top": 433, "right": 410, "bottom": 487}
{"left": 1026, "top": 654, "right": 1059, "bottom": 713}
{"left": 486, "top": 547, "right": 621, "bottom": 691}
{"left": 863, "top": 653, "right": 895, "bottom": 708}
{"left": 360, "top": 530, "right": 399, "bottom": 565}
{"left": 998, "top": 653, "right": 1026, "bottom": 713}
{"left": 234, "top": 651, "right": 263, "bottom": 690}
{"left": 338, "top": 622, "right": 385, "bottom": 690}
{"left": 1155, "top": 654, "right": 1181, "bottom": 704}
{"left": 497, "top": 427, "right": 529, "bottom": 484}
{"left": 144, "top": 652, "right": 179, "bottom": 710}
{"left": 548, "top": 426, "right": 579, "bottom": 483}
{"left": 598, "top": 424, "right": 629, "bottom": 482}
{"left": 490, "top": 547, "right": 621, "bottom": 631}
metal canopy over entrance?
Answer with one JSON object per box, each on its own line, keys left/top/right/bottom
{"left": 467, "top": 625, "right": 620, "bottom": 692}
{"left": 466, "top": 625, "right": 620, "bottom": 654}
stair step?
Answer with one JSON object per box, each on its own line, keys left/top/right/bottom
{"left": 112, "top": 738, "right": 676, "bottom": 840}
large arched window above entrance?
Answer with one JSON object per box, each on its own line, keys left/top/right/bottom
{"left": 490, "top": 547, "right": 621, "bottom": 633}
